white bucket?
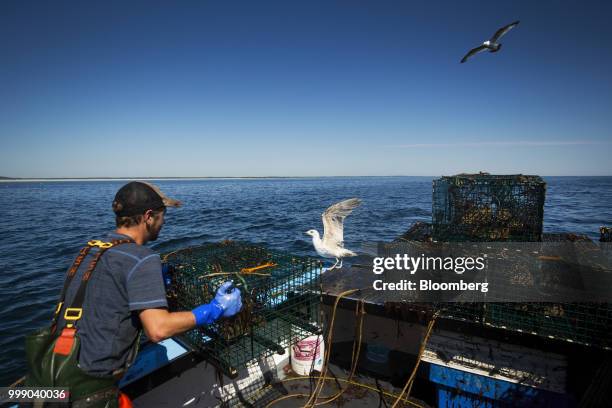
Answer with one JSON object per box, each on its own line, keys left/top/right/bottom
{"left": 290, "top": 335, "right": 325, "bottom": 375}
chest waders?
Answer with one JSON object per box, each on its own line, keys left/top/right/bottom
{"left": 25, "top": 239, "right": 137, "bottom": 408}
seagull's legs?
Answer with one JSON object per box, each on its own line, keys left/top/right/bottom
{"left": 338, "top": 258, "right": 343, "bottom": 269}
{"left": 328, "top": 258, "right": 339, "bottom": 270}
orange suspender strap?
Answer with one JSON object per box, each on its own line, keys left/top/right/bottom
{"left": 118, "top": 392, "right": 134, "bottom": 408}
{"left": 53, "top": 327, "right": 77, "bottom": 356}
{"left": 53, "top": 238, "right": 134, "bottom": 356}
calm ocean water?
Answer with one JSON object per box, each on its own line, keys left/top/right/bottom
{"left": 1, "top": 176, "right": 611, "bottom": 385}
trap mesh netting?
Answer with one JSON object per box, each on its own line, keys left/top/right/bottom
{"left": 394, "top": 174, "right": 612, "bottom": 349}
{"left": 163, "top": 241, "right": 322, "bottom": 377}
{"left": 432, "top": 173, "right": 545, "bottom": 242}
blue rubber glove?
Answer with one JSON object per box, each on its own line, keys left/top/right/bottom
{"left": 191, "top": 300, "right": 223, "bottom": 326}
{"left": 212, "top": 281, "right": 243, "bottom": 318}
{"left": 191, "top": 281, "right": 243, "bottom": 326}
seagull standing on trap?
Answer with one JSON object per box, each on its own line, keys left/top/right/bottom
{"left": 460, "top": 20, "right": 520, "bottom": 63}
{"left": 305, "top": 198, "right": 361, "bottom": 271}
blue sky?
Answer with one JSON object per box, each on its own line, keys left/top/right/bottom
{"left": 1, "top": 0, "right": 611, "bottom": 177}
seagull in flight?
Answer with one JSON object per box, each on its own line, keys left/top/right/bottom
{"left": 460, "top": 20, "right": 520, "bottom": 63}
{"left": 305, "top": 198, "right": 361, "bottom": 270}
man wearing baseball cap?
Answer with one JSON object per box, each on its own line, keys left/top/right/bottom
{"left": 26, "top": 181, "right": 242, "bottom": 407}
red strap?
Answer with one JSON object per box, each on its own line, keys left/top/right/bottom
{"left": 118, "top": 392, "right": 133, "bottom": 408}
{"left": 53, "top": 328, "right": 76, "bottom": 356}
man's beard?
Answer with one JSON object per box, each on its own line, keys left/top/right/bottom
{"left": 146, "top": 222, "right": 161, "bottom": 241}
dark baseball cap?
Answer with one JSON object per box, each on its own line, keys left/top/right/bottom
{"left": 113, "top": 181, "right": 182, "bottom": 217}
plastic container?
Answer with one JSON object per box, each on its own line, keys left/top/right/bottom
{"left": 291, "top": 335, "right": 324, "bottom": 375}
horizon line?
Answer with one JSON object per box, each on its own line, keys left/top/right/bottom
{"left": 2, "top": 174, "right": 612, "bottom": 182}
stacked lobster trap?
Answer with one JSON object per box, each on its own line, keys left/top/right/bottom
{"left": 432, "top": 173, "right": 546, "bottom": 242}
{"left": 163, "top": 241, "right": 322, "bottom": 377}
{"left": 396, "top": 173, "right": 612, "bottom": 349}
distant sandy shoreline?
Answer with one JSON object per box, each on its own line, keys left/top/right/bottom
{"left": 0, "top": 176, "right": 428, "bottom": 182}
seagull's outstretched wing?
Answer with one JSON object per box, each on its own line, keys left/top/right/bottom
{"left": 460, "top": 45, "right": 487, "bottom": 63}
{"left": 490, "top": 20, "right": 519, "bottom": 42}
{"left": 321, "top": 198, "right": 361, "bottom": 247}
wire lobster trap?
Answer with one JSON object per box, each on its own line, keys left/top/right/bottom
{"left": 601, "top": 227, "right": 612, "bottom": 242}
{"left": 383, "top": 300, "right": 612, "bottom": 349}
{"left": 432, "top": 173, "right": 546, "bottom": 242}
{"left": 393, "top": 221, "right": 612, "bottom": 349}
{"left": 481, "top": 302, "right": 612, "bottom": 348}
{"left": 163, "top": 241, "right": 322, "bottom": 377}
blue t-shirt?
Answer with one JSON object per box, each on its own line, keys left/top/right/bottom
{"left": 56, "top": 232, "right": 168, "bottom": 377}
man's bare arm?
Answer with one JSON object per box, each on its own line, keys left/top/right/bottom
{"left": 139, "top": 309, "right": 196, "bottom": 343}
{"left": 139, "top": 281, "right": 242, "bottom": 343}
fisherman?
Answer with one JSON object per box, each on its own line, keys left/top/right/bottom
{"left": 25, "top": 181, "right": 242, "bottom": 407}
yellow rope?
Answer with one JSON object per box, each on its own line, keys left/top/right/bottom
{"left": 160, "top": 249, "right": 181, "bottom": 263}
{"left": 264, "top": 288, "right": 430, "bottom": 408}
{"left": 9, "top": 376, "right": 25, "bottom": 388}
{"left": 313, "top": 299, "right": 365, "bottom": 406}
{"left": 201, "top": 271, "right": 271, "bottom": 278}
{"left": 264, "top": 376, "right": 425, "bottom": 408}
{"left": 303, "top": 288, "right": 360, "bottom": 407}
{"left": 241, "top": 262, "right": 277, "bottom": 273}
{"left": 391, "top": 312, "right": 439, "bottom": 408}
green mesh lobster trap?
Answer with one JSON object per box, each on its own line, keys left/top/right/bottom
{"left": 433, "top": 301, "right": 612, "bottom": 349}
{"left": 601, "top": 227, "right": 612, "bottom": 242}
{"left": 481, "top": 302, "right": 612, "bottom": 348}
{"left": 413, "top": 174, "right": 611, "bottom": 348}
{"left": 163, "top": 241, "right": 322, "bottom": 377}
{"left": 394, "top": 220, "right": 612, "bottom": 349}
{"left": 383, "top": 300, "right": 612, "bottom": 349}
{"left": 432, "top": 173, "right": 546, "bottom": 242}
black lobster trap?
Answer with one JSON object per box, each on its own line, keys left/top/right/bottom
{"left": 163, "top": 241, "right": 322, "bottom": 377}
{"left": 432, "top": 173, "right": 546, "bottom": 242}
{"left": 393, "top": 235, "right": 612, "bottom": 348}
{"left": 601, "top": 226, "right": 612, "bottom": 242}
{"left": 394, "top": 172, "right": 612, "bottom": 349}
